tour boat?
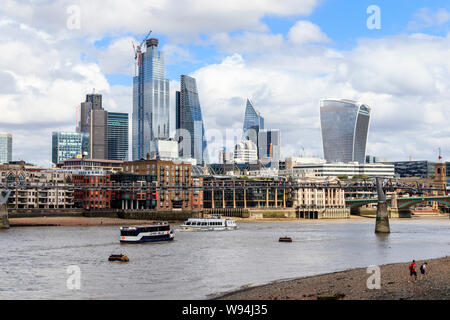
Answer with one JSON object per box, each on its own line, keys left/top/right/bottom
{"left": 179, "top": 216, "right": 238, "bottom": 231}
{"left": 279, "top": 237, "right": 293, "bottom": 243}
{"left": 120, "top": 222, "right": 174, "bottom": 243}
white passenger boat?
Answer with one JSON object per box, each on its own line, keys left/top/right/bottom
{"left": 179, "top": 216, "right": 238, "bottom": 231}
{"left": 120, "top": 222, "right": 174, "bottom": 243}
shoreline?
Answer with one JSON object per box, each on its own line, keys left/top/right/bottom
{"left": 7, "top": 214, "right": 448, "bottom": 227}
{"left": 216, "top": 256, "right": 450, "bottom": 300}
{"left": 8, "top": 216, "right": 156, "bottom": 227}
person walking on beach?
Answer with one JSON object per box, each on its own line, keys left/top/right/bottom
{"left": 420, "top": 262, "right": 430, "bottom": 279}
{"left": 409, "top": 260, "right": 417, "bottom": 281}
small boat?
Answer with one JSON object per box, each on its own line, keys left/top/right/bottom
{"left": 179, "top": 215, "right": 238, "bottom": 231}
{"left": 279, "top": 237, "right": 292, "bottom": 243}
{"left": 120, "top": 222, "right": 174, "bottom": 243}
{"left": 108, "top": 254, "right": 129, "bottom": 262}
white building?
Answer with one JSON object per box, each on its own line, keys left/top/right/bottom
{"left": 234, "top": 140, "right": 258, "bottom": 163}
{"left": 156, "top": 139, "right": 179, "bottom": 160}
{"left": 280, "top": 162, "right": 395, "bottom": 178}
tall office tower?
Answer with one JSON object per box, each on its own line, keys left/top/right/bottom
{"left": 52, "top": 132, "right": 90, "bottom": 164}
{"left": 132, "top": 38, "right": 170, "bottom": 160}
{"left": 0, "top": 133, "right": 12, "bottom": 164}
{"left": 320, "top": 99, "right": 371, "bottom": 163}
{"left": 258, "top": 129, "right": 281, "bottom": 168}
{"left": 175, "top": 75, "right": 207, "bottom": 165}
{"left": 242, "top": 99, "right": 264, "bottom": 152}
{"left": 107, "top": 112, "right": 129, "bottom": 161}
{"left": 77, "top": 93, "right": 108, "bottom": 159}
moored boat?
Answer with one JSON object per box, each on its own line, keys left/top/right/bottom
{"left": 279, "top": 237, "right": 292, "bottom": 242}
{"left": 109, "top": 254, "right": 129, "bottom": 262}
{"left": 120, "top": 222, "right": 174, "bottom": 243}
{"left": 179, "top": 215, "right": 238, "bottom": 231}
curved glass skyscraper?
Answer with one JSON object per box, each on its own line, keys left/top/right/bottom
{"left": 320, "top": 99, "right": 371, "bottom": 163}
{"left": 132, "top": 38, "right": 170, "bottom": 160}
{"left": 176, "top": 75, "right": 207, "bottom": 165}
{"left": 242, "top": 99, "right": 264, "bottom": 149}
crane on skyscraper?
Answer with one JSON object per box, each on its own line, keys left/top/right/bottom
{"left": 132, "top": 29, "right": 152, "bottom": 75}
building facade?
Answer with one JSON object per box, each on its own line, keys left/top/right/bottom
{"left": 242, "top": 99, "right": 264, "bottom": 150}
{"left": 72, "top": 171, "right": 112, "bottom": 209}
{"left": 320, "top": 99, "right": 371, "bottom": 163}
{"left": 77, "top": 93, "right": 108, "bottom": 159}
{"left": 57, "top": 158, "right": 123, "bottom": 172}
{"left": 234, "top": 140, "right": 258, "bottom": 163}
{"left": 121, "top": 159, "right": 199, "bottom": 211}
{"left": 132, "top": 38, "right": 170, "bottom": 160}
{"left": 385, "top": 160, "right": 436, "bottom": 178}
{"left": 52, "top": 132, "right": 90, "bottom": 164}
{"left": 107, "top": 112, "right": 129, "bottom": 161}
{"left": 176, "top": 75, "right": 207, "bottom": 165}
{"left": 0, "top": 133, "right": 12, "bottom": 164}
{"left": 0, "top": 163, "right": 74, "bottom": 209}
{"left": 258, "top": 129, "right": 280, "bottom": 168}
{"left": 280, "top": 162, "right": 395, "bottom": 178}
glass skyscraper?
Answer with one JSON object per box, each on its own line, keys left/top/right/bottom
{"left": 176, "top": 75, "right": 207, "bottom": 165}
{"left": 107, "top": 112, "right": 129, "bottom": 161}
{"left": 0, "top": 133, "right": 12, "bottom": 164}
{"left": 242, "top": 99, "right": 264, "bottom": 148}
{"left": 258, "top": 129, "right": 281, "bottom": 168}
{"left": 52, "top": 132, "right": 90, "bottom": 164}
{"left": 132, "top": 38, "right": 170, "bottom": 160}
{"left": 320, "top": 99, "right": 371, "bottom": 163}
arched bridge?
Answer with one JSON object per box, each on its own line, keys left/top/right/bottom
{"left": 347, "top": 195, "right": 450, "bottom": 209}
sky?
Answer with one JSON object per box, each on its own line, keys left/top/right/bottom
{"left": 1, "top": 0, "right": 450, "bottom": 166}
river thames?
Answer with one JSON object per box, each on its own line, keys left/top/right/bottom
{"left": 0, "top": 218, "right": 449, "bottom": 299}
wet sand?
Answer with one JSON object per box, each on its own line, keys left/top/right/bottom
{"left": 9, "top": 216, "right": 154, "bottom": 227}
{"left": 217, "top": 256, "right": 450, "bottom": 300}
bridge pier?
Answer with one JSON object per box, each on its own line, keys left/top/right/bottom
{"left": 375, "top": 178, "right": 390, "bottom": 234}
{"left": 0, "top": 203, "right": 9, "bottom": 229}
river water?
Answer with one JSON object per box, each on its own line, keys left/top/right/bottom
{"left": 0, "top": 218, "right": 449, "bottom": 299}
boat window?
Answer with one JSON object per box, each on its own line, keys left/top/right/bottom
{"left": 202, "top": 222, "right": 207, "bottom": 226}
{"left": 186, "top": 222, "right": 191, "bottom": 225}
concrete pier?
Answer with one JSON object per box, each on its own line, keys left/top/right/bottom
{"left": 0, "top": 203, "right": 9, "bottom": 229}
{"left": 375, "top": 178, "right": 390, "bottom": 233}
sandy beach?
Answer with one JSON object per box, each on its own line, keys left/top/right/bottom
{"left": 217, "top": 256, "right": 450, "bottom": 300}
{"left": 9, "top": 216, "right": 155, "bottom": 227}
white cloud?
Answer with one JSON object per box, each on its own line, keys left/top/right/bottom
{"left": 288, "top": 20, "right": 330, "bottom": 45}
{"left": 0, "top": 0, "right": 320, "bottom": 40}
{"left": 408, "top": 8, "right": 450, "bottom": 30}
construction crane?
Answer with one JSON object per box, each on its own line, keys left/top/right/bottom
{"left": 132, "top": 29, "right": 152, "bottom": 75}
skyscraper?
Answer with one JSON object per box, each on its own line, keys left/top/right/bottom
{"left": 52, "top": 132, "right": 90, "bottom": 164}
{"left": 77, "top": 93, "right": 108, "bottom": 159}
{"left": 258, "top": 129, "right": 281, "bottom": 168}
{"left": 107, "top": 112, "right": 129, "bottom": 161}
{"left": 176, "top": 75, "right": 207, "bottom": 165}
{"left": 320, "top": 99, "right": 371, "bottom": 163}
{"left": 132, "top": 38, "right": 170, "bottom": 160}
{"left": 0, "top": 133, "right": 12, "bottom": 164}
{"left": 242, "top": 99, "right": 264, "bottom": 151}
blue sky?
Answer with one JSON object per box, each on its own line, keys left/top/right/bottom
{"left": 102, "top": 0, "right": 450, "bottom": 85}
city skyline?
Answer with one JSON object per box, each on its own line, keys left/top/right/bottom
{"left": 1, "top": 1, "right": 450, "bottom": 165}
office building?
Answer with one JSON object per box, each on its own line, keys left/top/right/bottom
{"left": 0, "top": 133, "right": 12, "bottom": 164}
{"left": 234, "top": 140, "right": 258, "bottom": 163}
{"left": 77, "top": 93, "right": 108, "bottom": 159}
{"left": 52, "top": 132, "right": 90, "bottom": 164}
{"left": 258, "top": 129, "right": 280, "bottom": 168}
{"left": 132, "top": 38, "right": 170, "bottom": 160}
{"left": 176, "top": 75, "right": 207, "bottom": 165}
{"left": 107, "top": 112, "right": 129, "bottom": 161}
{"left": 320, "top": 99, "right": 371, "bottom": 163}
{"left": 280, "top": 162, "right": 395, "bottom": 178}
{"left": 242, "top": 99, "right": 264, "bottom": 150}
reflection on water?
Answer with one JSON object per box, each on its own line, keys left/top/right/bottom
{"left": 0, "top": 219, "right": 449, "bottom": 299}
